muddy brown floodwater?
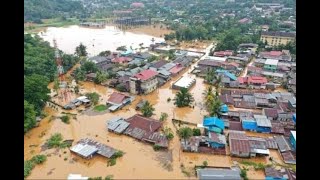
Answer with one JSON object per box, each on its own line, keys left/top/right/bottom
{"left": 25, "top": 46, "right": 279, "bottom": 179}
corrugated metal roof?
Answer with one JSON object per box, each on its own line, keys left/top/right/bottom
{"left": 197, "top": 168, "right": 241, "bottom": 180}
{"left": 70, "top": 144, "right": 98, "bottom": 158}
{"left": 203, "top": 117, "right": 225, "bottom": 130}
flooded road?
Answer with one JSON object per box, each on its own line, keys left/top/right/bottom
{"left": 38, "top": 25, "right": 164, "bottom": 56}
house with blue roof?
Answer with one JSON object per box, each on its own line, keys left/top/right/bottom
{"left": 242, "top": 119, "right": 257, "bottom": 131}
{"left": 220, "top": 104, "right": 229, "bottom": 113}
{"left": 203, "top": 117, "right": 225, "bottom": 134}
{"left": 215, "top": 69, "right": 237, "bottom": 87}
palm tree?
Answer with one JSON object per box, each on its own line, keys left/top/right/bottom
{"left": 141, "top": 101, "right": 155, "bottom": 117}
{"left": 209, "top": 97, "right": 223, "bottom": 117}
{"left": 205, "top": 68, "right": 216, "bottom": 84}
{"left": 174, "top": 88, "right": 194, "bottom": 107}
{"left": 203, "top": 86, "right": 214, "bottom": 109}
{"left": 178, "top": 127, "right": 193, "bottom": 145}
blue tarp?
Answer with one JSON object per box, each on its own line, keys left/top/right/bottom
{"left": 203, "top": 117, "right": 225, "bottom": 130}
{"left": 265, "top": 177, "right": 287, "bottom": 180}
{"left": 292, "top": 114, "right": 296, "bottom": 124}
{"left": 220, "top": 104, "right": 229, "bottom": 113}
{"left": 242, "top": 120, "right": 257, "bottom": 131}
{"left": 215, "top": 69, "right": 237, "bottom": 81}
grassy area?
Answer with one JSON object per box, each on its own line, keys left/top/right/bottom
{"left": 93, "top": 104, "right": 108, "bottom": 112}
{"left": 24, "top": 18, "right": 80, "bottom": 33}
{"left": 240, "top": 160, "right": 272, "bottom": 170}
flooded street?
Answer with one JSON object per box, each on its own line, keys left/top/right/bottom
{"left": 38, "top": 25, "right": 164, "bottom": 56}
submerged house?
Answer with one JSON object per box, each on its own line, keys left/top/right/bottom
{"left": 130, "top": 69, "right": 158, "bottom": 95}
{"left": 228, "top": 130, "right": 250, "bottom": 158}
{"left": 106, "top": 92, "right": 133, "bottom": 112}
{"left": 207, "top": 132, "right": 227, "bottom": 148}
{"left": 70, "top": 138, "right": 117, "bottom": 159}
{"left": 203, "top": 117, "right": 225, "bottom": 134}
{"left": 254, "top": 115, "right": 272, "bottom": 133}
{"left": 241, "top": 117, "right": 257, "bottom": 131}
{"left": 197, "top": 168, "right": 241, "bottom": 180}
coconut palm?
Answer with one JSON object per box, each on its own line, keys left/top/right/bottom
{"left": 141, "top": 101, "right": 155, "bottom": 117}
{"left": 205, "top": 68, "right": 216, "bottom": 84}
{"left": 174, "top": 88, "right": 194, "bottom": 107}
{"left": 203, "top": 86, "right": 214, "bottom": 109}
{"left": 209, "top": 97, "right": 223, "bottom": 117}
{"left": 178, "top": 127, "right": 193, "bottom": 145}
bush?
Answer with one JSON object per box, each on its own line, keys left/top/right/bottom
{"left": 31, "top": 155, "right": 47, "bottom": 164}
{"left": 153, "top": 144, "right": 162, "bottom": 151}
{"left": 93, "top": 104, "right": 107, "bottom": 112}
{"left": 240, "top": 168, "right": 248, "bottom": 180}
{"left": 112, "top": 151, "right": 124, "bottom": 158}
{"left": 104, "top": 175, "right": 114, "bottom": 180}
{"left": 24, "top": 161, "right": 35, "bottom": 178}
{"left": 60, "top": 115, "right": 70, "bottom": 124}
{"left": 166, "top": 132, "right": 174, "bottom": 140}
{"left": 88, "top": 177, "right": 103, "bottom": 180}
{"left": 160, "top": 112, "right": 168, "bottom": 122}
{"left": 202, "top": 161, "right": 208, "bottom": 167}
{"left": 47, "top": 133, "right": 63, "bottom": 149}
{"left": 192, "top": 128, "right": 201, "bottom": 136}
{"left": 107, "top": 158, "right": 116, "bottom": 166}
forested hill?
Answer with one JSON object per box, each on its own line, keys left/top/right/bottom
{"left": 24, "top": 34, "right": 80, "bottom": 133}
{"left": 24, "top": 0, "right": 84, "bottom": 22}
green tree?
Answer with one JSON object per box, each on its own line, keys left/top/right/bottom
{"left": 116, "top": 84, "right": 127, "bottom": 92}
{"left": 163, "top": 127, "right": 174, "bottom": 140}
{"left": 141, "top": 101, "right": 155, "bottom": 117}
{"left": 81, "top": 61, "right": 98, "bottom": 73}
{"left": 147, "top": 55, "right": 159, "bottom": 62}
{"left": 94, "top": 71, "right": 108, "bottom": 84}
{"left": 24, "top": 100, "right": 36, "bottom": 133}
{"left": 24, "top": 74, "right": 50, "bottom": 114}
{"left": 174, "top": 88, "right": 194, "bottom": 107}
{"left": 85, "top": 92, "right": 100, "bottom": 105}
{"left": 74, "top": 67, "right": 85, "bottom": 81}
{"left": 75, "top": 43, "right": 88, "bottom": 57}
{"left": 98, "top": 50, "right": 111, "bottom": 57}
{"left": 192, "top": 128, "right": 201, "bottom": 136}
{"left": 178, "top": 127, "right": 193, "bottom": 145}
{"left": 209, "top": 98, "right": 223, "bottom": 117}
{"left": 53, "top": 77, "right": 59, "bottom": 93}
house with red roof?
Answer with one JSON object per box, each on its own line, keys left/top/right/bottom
{"left": 213, "top": 50, "right": 233, "bottom": 57}
{"left": 111, "top": 57, "right": 132, "bottom": 64}
{"left": 238, "top": 18, "right": 252, "bottom": 24}
{"left": 130, "top": 69, "right": 158, "bottom": 94}
{"left": 236, "top": 76, "right": 268, "bottom": 89}
{"left": 248, "top": 76, "right": 268, "bottom": 89}
{"left": 169, "top": 64, "right": 185, "bottom": 76}
{"left": 106, "top": 92, "right": 133, "bottom": 112}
